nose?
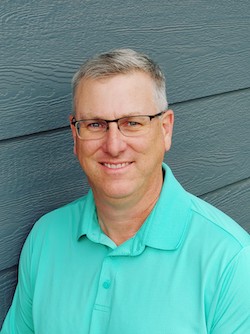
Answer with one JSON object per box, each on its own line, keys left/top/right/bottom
{"left": 102, "top": 122, "right": 127, "bottom": 156}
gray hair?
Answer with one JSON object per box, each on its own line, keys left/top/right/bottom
{"left": 72, "top": 48, "right": 168, "bottom": 114}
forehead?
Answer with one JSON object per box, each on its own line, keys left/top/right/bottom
{"left": 74, "top": 72, "right": 157, "bottom": 118}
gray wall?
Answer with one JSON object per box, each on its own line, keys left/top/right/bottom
{"left": 1, "top": 0, "right": 249, "bottom": 326}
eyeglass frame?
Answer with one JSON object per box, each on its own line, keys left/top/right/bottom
{"left": 71, "top": 111, "right": 166, "bottom": 140}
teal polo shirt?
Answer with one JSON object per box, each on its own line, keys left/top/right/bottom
{"left": 1, "top": 164, "right": 250, "bottom": 334}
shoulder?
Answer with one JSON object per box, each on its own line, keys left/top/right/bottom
{"left": 188, "top": 193, "right": 250, "bottom": 249}
{"left": 29, "top": 196, "right": 87, "bottom": 242}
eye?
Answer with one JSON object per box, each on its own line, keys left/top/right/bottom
{"left": 121, "top": 117, "right": 145, "bottom": 128}
{"left": 86, "top": 120, "right": 107, "bottom": 131}
{"left": 127, "top": 120, "right": 141, "bottom": 127}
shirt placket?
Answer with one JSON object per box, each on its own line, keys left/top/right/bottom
{"left": 88, "top": 255, "right": 115, "bottom": 334}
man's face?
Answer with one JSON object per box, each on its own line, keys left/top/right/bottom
{"left": 71, "top": 72, "right": 174, "bottom": 205}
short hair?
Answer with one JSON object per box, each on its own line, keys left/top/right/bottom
{"left": 72, "top": 48, "right": 168, "bottom": 114}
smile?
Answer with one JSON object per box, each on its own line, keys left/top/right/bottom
{"left": 102, "top": 162, "right": 131, "bottom": 169}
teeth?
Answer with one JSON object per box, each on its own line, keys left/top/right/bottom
{"left": 103, "top": 162, "right": 129, "bottom": 169}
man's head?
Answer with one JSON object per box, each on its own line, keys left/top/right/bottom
{"left": 70, "top": 49, "right": 173, "bottom": 207}
{"left": 72, "top": 48, "right": 168, "bottom": 115}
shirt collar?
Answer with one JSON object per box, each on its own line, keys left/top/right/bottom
{"left": 76, "top": 189, "right": 117, "bottom": 248}
{"left": 76, "top": 190, "right": 98, "bottom": 240}
{"left": 136, "top": 163, "right": 191, "bottom": 251}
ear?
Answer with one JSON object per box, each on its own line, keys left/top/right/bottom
{"left": 161, "top": 109, "right": 174, "bottom": 152}
{"left": 69, "top": 115, "right": 77, "bottom": 155}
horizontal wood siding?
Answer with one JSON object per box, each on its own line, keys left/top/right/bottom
{"left": 1, "top": 0, "right": 249, "bottom": 327}
{"left": 167, "top": 89, "right": 250, "bottom": 195}
{"left": 201, "top": 178, "right": 250, "bottom": 233}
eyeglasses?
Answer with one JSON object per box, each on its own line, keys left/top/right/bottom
{"left": 71, "top": 111, "right": 166, "bottom": 140}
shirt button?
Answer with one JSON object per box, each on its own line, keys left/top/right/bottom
{"left": 103, "top": 280, "right": 111, "bottom": 289}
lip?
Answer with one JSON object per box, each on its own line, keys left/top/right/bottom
{"left": 100, "top": 162, "right": 132, "bottom": 170}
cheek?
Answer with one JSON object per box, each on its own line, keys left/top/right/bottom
{"left": 148, "top": 128, "right": 166, "bottom": 151}
{"left": 75, "top": 142, "right": 100, "bottom": 177}
{"left": 75, "top": 140, "right": 100, "bottom": 158}
{"left": 131, "top": 134, "right": 165, "bottom": 161}
{"left": 75, "top": 142, "right": 101, "bottom": 174}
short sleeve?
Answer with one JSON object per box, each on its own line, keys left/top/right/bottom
{"left": 209, "top": 246, "right": 250, "bottom": 333}
{"left": 0, "top": 232, "right": 35, "bottom": 334}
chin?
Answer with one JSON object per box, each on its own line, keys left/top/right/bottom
{"left": 105, "top": 188, "right": 133, "bottom": 200}
{"left": 98, "top": 183, "right": 135, "bottom": 201}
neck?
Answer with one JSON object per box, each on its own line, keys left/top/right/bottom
{"left": 94, "top": 177, "right": 163, "bottom": 246}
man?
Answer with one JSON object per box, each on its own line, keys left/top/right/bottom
{"left": 1, "top": 49, "right": 250, "bottom": 333}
